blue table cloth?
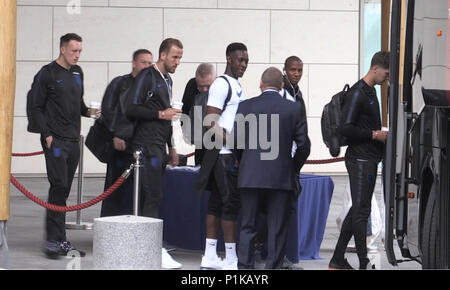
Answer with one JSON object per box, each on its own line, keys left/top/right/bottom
{"left": 159, "top": 167, "right": 334, "bottom": 262}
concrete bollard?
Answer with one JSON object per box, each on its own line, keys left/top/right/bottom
{"left": 93, "top": 215, "right": 163, "bottom": 270}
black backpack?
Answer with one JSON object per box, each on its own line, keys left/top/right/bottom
{"left": 85, "top": 71, "right": 156, "bottom": 163}
{"left": 26, "top": 63, "right": 56, "bottom": 134}
{"left": 114, "top": 71, "right": 156, "bottom": 139}
{"left": 183, "top": 76, "right": 232, "bottom": 147}
{"left": 321, "top": 84, "right": 349, "bottom": 157}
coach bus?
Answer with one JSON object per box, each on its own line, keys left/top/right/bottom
{"left": 385, "top": 0, "right": 449, "bottom": 269}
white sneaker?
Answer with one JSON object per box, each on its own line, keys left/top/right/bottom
{"left": 222, "top": 258, "right": 238, "bottom": 270}
{"left": 200, "top": 255, "right": 224, "bottom": 270}
{"left": 162, "top": 248, "right": 182, "bottom": 269}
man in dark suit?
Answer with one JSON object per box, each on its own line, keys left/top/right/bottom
{"left": 234, "top": 67, "right": 310, "bottom": 269}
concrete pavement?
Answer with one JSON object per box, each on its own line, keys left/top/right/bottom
{"left": 1, "top": 175, "right": 421, "bottom": 270}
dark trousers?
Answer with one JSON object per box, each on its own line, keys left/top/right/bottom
{"left": 138, "top": 144, "right": 168, "bottom": 218}
{"left": 194, "top": 148, "right": 205, "bottom": 166}
{"left": 41, "top": 136, "right": 80, "bottom": 242}
{"left": 207, "top": 154, "right": 240, "bottom": 221}
{"left": 238, "top": 188, "right": 293, "bottom": 269}
{"left": 332, "top": 158, "right": 378, "bottom": 261}
{"left": 100, "top": 149, "right": 134, "bottom": 217}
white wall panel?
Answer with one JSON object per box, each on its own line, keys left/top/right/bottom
{"left": 15, "top": 62, "right": 48, "bottom": 117}
{"left": 53, "top": 7, "right": 163, "bottom": 62}
{"left": 11, "top": 117, "right": 47, "bottom": 174}
{"left": 17, "top": 6, "right": 53, "bottom": 61}
{"left": 218, "top": 0, "right": 309, "bottom": 10}
{"left": 110, "top": 0, "right": 216, "bottom": 8}
{"left": 78, "top": 62, "right": 109, "bottom": 106}
{"left": 107, "top": 62, "right": 131, "bottom": 84}
{"left": 271, "top": 10, "right": 359, "bottom": 64}
{"left": 18, "top": 0, "right": 108, "bottom": 6}
{"left": 164, "top": 9, "right": 270, "bottom": 63}
{"left": 310, "top": 0, "right": 359, "bottom": 11}
{"left": 14, "top": 1, "right": 361, "bottom": 174}
{"left": 308, "top": 64, "right": 358, "bottom": 117}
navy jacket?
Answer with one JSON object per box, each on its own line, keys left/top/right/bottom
{"left": 100, "top": 74, "right": 136, "bottom": 141}
{"left": 29, "top": 61, "right": 89, "bottom": 140}
{"left": 339, "top": 79, "right": 383, "bottom": 162}
{"left": 233, "top": 90, "right": 310, "bottom": 193}
{"left": 125, "top": 66, "right": 173, "bottom": 148}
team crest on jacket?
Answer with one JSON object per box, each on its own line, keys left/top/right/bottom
{"left": 72, "top": 72, "right": 82, "bottom": 86}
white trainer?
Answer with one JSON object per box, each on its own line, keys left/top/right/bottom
{"left": 222, "top": 258, "right": 238, "bottom": 270}
{"left": 162, "top": 248, "right": 182, "bottom": 269}
{"left": 200, "top": 255, "right": 224, "bottom": 270}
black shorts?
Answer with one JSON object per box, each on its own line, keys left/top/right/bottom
{"left": 207, "top": 154, "right": 240, "bottom": 221}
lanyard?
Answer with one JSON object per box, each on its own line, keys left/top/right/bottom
{"left": 153, "top": 64, "right": 172, "bottom": 103}
{"left": 285, "top": 77, "right": 301, "bottom": 100}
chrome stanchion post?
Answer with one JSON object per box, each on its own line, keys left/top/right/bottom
{"left": 76, "top": 135, "right": 84, "bottom": 225}
{"left": 133, "top": 150, "right": 142, "bottom": 216}
{"left": 66, "top": 135, "right": 92, "bottom": 230}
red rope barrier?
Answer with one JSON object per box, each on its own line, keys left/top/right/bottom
{"left": 12, "top": 151, "right": 44, "bottom": 157}
{"left": 9, "top": 149, "right": 343, "bottom": 212}
{"left": 305, "top": 157, "right": 345, "bottom": 164}
{"left": 10, "top": 174, "right": 126, "bottom": 212}
{"left": 12, "top": 151, "right": 345, "bottom": 164}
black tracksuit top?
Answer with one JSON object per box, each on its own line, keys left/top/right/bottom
{"left": 125, "top": 66, "right": 173, "bottom": 148}
{"left": 339, "top": 79, "right": 384, "bottom": 162}
{"left": 29, "top": 61, "right": 89, "bottom": 141}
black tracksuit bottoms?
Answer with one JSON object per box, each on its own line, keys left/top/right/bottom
{"left": 332, "top": 157, "right": 378, "bottom": 262}
{"left": 138, "top": 144, "right": 168, "bottom": 219}
{"left": 41, "top": 136, "right": 79, "bottom": 242}
{"left": 100, "top": 149, "right": 134, "bottom": 217}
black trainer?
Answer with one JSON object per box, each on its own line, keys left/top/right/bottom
{"left": 328, "top": 258, "right": 354, "bottom": 270}
{"left": 43, "top": 240, "right": 62, "bottom": 259}
{"left": 359, "top": 257, "right": 372, "bottom": 270}
{"left": 43, "top": 240, "right": 86, "bottom": 259}
{"left": 59, "top": 241, "right": 86, "bottom": 257}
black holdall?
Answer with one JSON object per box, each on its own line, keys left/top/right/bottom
{"left": 85, "top": 118, "right": 114, "bottom": 163}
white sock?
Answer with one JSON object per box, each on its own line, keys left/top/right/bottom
{"left": 225, "top": 243, "right": 237, "bottom": 261}
{"left": 204, "top": 239, "right": 217, "bottom": 259}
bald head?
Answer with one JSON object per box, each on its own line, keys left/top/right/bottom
{"left": 260, "top": 67, "right": 284, "bottom": 91}
{"left": 195, "top": 63, "right": 215, "bottom": 93}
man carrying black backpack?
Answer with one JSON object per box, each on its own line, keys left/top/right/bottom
{"left": 181, "top": 63, "right": 215, "bottom": 165}
{"left": 195, "top": 42, "right": 249, "bottom": 270}
{"left": 27, "top": 33, "right": 99, "bottom": 259}
{"left": 99, "top": 49, "right": 153, "bottom": 217}
{"left": 329, "top": 51, "right": 390, "bottom": 270}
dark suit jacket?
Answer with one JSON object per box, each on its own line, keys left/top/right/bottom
{"left": 233, "top": 90, "right": 310, "bottom": 194}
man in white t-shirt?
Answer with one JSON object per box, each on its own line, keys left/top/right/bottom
{"left": 195, "top": 42, "right": 249, "bottom": 270}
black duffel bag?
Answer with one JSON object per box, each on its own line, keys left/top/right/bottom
{"left": 85, "top": 119, "right": 114, "bottom": 163}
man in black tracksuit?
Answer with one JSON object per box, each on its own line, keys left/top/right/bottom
{"left": 28, "top": 33, "right": 97, "bottom": 259}
{"left": 181, "top": 63, "right": 215, "bottom": 165}
{"left": 329, "top": 51, "right": 390, "bottom": 270}
{"left": 125, "top": 39, "right": 184, "bottom": 269}
{"left": 99, "top": 49, "right": 153, "bottom": 217}
{"left": 281, "top": 56, "right": 311, "bottom": 172}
